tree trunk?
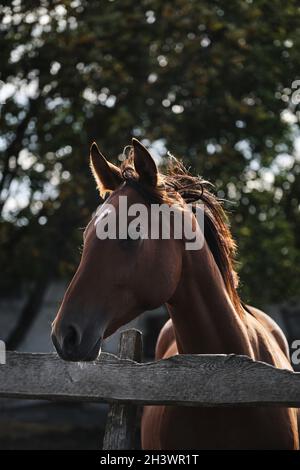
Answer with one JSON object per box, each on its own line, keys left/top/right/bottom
{"left": 6, "top": 275, "right": 51, "bottom": 351}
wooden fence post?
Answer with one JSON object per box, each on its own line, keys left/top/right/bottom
{"left": 102, "top": 329, "right": 142, "bottom": 450}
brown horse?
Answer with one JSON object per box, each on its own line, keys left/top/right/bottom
{"left": 52, "top": 138, "right": 299, "bottom": 449}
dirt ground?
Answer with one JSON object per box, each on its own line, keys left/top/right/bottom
{"left": 0, "top": 399, "right": 108, "bottom": 450}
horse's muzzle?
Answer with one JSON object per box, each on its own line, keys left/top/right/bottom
{"left": 51, "top": 325, "right": 102, "bottom": 362}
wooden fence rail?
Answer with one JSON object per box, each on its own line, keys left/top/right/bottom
{"left": 0, "top": 329, "right": 299, "bottom": 449}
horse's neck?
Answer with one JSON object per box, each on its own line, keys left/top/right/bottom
{"left": 167, "top": 243, "right": 253, "bottom": 356}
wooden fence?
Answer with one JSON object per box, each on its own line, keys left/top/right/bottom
{"left": 0, "top": 329, "right": 300, "bottom": 449}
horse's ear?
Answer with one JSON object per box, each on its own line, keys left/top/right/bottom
{"left": 90, "top": 142, "right": 122, "bottom": 194}
{"left": 132, "top": 138, "right": 158, "bottom": 187}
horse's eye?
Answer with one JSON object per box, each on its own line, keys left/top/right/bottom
{"left": 119, "top": 234, "right": 142, "bottom": 250}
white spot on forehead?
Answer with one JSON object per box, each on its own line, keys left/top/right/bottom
{"left": 93, "top": 192, "right": 114, "bottom": 224}
{"left": 94, "top": 206, "right": 112, "bottom": 226}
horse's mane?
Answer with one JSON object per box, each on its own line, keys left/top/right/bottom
{"left": 119, "top": 152, "right": 243, "bottom": 317}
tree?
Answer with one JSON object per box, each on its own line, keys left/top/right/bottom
{"left": 0, "top": 0, "right": 299, "bottom": 345}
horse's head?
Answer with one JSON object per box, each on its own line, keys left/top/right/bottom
{"left": 51, "top": 139, "right": 184, "bottom": 361}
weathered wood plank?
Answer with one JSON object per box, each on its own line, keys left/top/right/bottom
{"left": 103, "top": 329, "right": 142, "bottom": 450}
{"left": 0, "top": 351, "right": 300, "bottom": 407}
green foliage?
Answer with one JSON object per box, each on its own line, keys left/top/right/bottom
{"left": 0, "top": 0, "right": 299, "bottom": 305}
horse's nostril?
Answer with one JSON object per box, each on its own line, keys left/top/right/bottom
{"left": 63, "top": 325, "right": 80, "bottom": 352}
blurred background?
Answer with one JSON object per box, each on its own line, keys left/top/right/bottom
{"left": 0, "top": 0, "right": 300, "bottom": 449}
